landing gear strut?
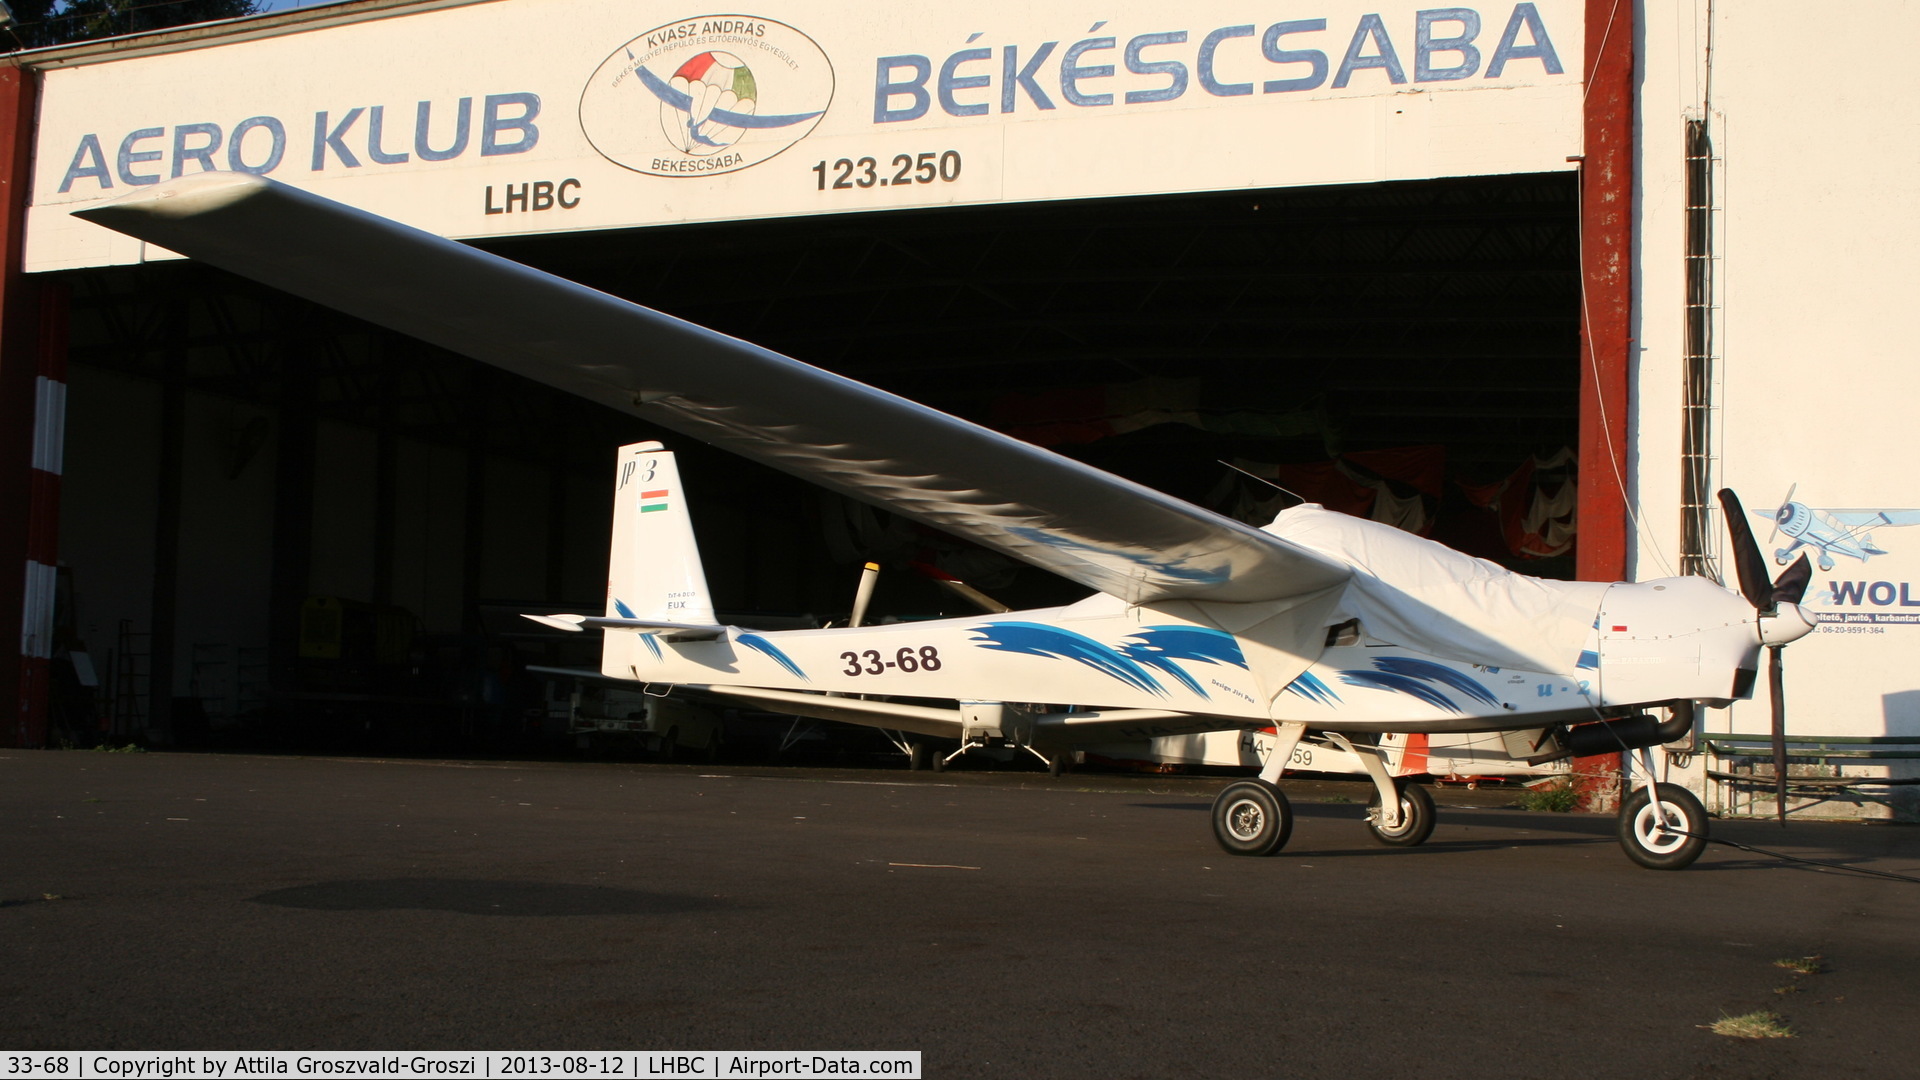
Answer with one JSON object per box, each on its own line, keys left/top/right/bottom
{"left": 1212, "top": 722, "right": 1307, "bottom": 857}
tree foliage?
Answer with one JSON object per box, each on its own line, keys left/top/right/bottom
{"left": 10, "top": 0, "right": 263, "bottom": 50}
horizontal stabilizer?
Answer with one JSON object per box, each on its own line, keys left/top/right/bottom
{"left": 687, "top": 684, "right": 965, "bottom": 741}
{"left": 519, "top": 612, "right": 726, "bottom": 641}
{"left": 524, "top": 664, "right": 620, "bottom": 682}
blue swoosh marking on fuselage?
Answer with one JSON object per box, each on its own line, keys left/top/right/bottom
{"left": 1337, "top": 670, "right": 1462, "bottom": 713}
{"left": 613, "top": 598, "right": 637, "bottom": 619}
{"left": 1369, "top": 656, "right": 1501, "bottom": 709}
{"left": 1282, "top": 671, "right": 1342, "bottom": 706}
{"left": 1118, "top": 625, "right": 1247, "bottom": 697}
{"left": 640, "top": 634, "right": 663, "bottom": 661}
{"left": 738, "top": 634, "right": 806, "bottom": 680}
{"left": 969, "top": 622, "right": 1166, "bottom": 696}
{"left": 1576, "top": 649, "right": 1599, "bottom": 671}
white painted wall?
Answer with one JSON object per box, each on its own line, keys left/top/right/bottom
{"left": 1637, "top": 3, "right": 1920, "bottom": 817}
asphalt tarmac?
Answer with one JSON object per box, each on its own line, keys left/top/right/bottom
{"left": 4, "top": 750, "right": 1918, "bottom": 1078}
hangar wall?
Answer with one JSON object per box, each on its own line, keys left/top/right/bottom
{"left": 0, "top": 0, "right": 1626, "bottom": 768}
{"left": 1637, "top": 3, "right": 1920, "bottom": 816}
{"left": 26, "top": 0, "right": 1584, "bottom": 268}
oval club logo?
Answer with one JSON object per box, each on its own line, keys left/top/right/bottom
{"left": 579, "top": 15, "right": 835, "bottom": 178}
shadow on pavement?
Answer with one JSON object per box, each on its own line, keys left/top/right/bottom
{"left": 251, "top": 878, "right": 725, "bottom": 917}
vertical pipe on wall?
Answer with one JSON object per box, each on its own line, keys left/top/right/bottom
{"left": 1575, "top": 0, "right": 1637, "bottom": 810}
{"left": 1678, "top": 119, "right": 1718, "bottom": 579}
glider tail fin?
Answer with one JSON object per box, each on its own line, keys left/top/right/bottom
{"left": 606, "top": 441, "right": 717, "bottom": 627}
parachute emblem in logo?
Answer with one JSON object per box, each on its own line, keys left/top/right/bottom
{"left": 581, "top": 17, "right": 835, "bottom": 178}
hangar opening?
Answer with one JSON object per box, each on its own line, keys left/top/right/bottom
{"left": 49, "top": 169, "right": 1580, "bottom": 753}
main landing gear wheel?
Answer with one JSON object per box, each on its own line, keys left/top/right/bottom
{"left": 1618, "top": 783, "right": 1709, "bottom": 870}
{"left": 1366, "top": 780, "right": 1436, "bottom": 847}
{"left": 1212, "top": 780, "right": 1293, "bottom": 856}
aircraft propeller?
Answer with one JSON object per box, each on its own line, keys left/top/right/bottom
{"left": 1719, "top": 488, "right": 1815, "bottom": 824}
{"left": 1765, "top": 483, "right": 1797, "bottom": 547}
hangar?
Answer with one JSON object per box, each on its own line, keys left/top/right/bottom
{"left": 0, "top": 2, "right": 1909, "bottom": 817}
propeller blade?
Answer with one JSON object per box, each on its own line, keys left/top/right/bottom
{"left": 1719, "top": 489, "right": 1774, "bottom": 609}
{"left": 848, "top": 561, "right": 880, "bottom": 628}
{"left": 1766, "top": 483, "right": 1797, "bottom": 546}
{"left": 1771, "top": 553, "right": 1814, "bottom": 608}
{"left": 1768, "top": 644, "right": 1788, "bottom": 825}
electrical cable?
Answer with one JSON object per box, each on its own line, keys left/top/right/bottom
{"left": 1669, "top": 828, "right": 1920, "bottom": 885}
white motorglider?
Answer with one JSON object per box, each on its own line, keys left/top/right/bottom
{"left": 78, "top": 173, "right": 1819, "bottom": 870}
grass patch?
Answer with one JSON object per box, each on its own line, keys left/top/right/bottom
{"left": 1705, "top": 1010, "right": 1793, "bottom": 1039}
{"left": 1322, "top": 795, "right": 1352, "bottom": 804}
{"left": 1774, "top": 955, "right": 1824, "bottom": 976}
{"left": 91, "top": 743, "right": 146, "bottom": 753}
{"left": 1515, "top": 779, "right": 1578, "bottom": 812}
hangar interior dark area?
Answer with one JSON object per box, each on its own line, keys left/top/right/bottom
{"left": 48, "top": 170, "right": 1581, "bottom": 753}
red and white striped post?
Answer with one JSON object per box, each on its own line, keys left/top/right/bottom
{"left": 0, "top": 63, "right": 49, "bottom": 748}
{"left": 17, "top": 289, "right": 69, "bottom": 747}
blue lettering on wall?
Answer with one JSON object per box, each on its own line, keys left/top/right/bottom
{"left": 57, "top": 135, "right": 112, "bottom": 193}
{"left": 366, "top": 105, "right": 411, "bottom": 165}
{"left": 1486, "top": 2, "right": 1562, "bottom": 77}
{"left": 939, "top": 47, "right": 993, "bottom": 117}
{"left": 1262, "top": 21, "right": 1328, "bottom": 93}
{"left": 1059, "top": 31, "right": 1116, "bottom": 107}
{"left": 170, "top": 123, "right": 222, "bottom": 178}
{"left": 869, "top": 6, "right": 1566, "bottom": 125}
{"left": 874, "top": 56, "right": 932, "bottom": 122}
{"left": 312, "top": 107, "right": 366, "bottom": 170}
{"left": 1334, "top": 13, "right": 1407, "bottom": 87}
{"left": 53, "top": 93, "right": 537, "bottom": 193}
{"left": 1001, "top": 43, "right": 1057, "bottom": 112}
{"left": 480, "top": 93, "right": 541, "bottom": 156}
{"left": 1830, "top": 581, "right": 1869, "bottom": 605}
{"left": 1123, "top": 32, "right": 1187, "bottom": 105}
{"left": 228, "top": 116, "right": 286, "bottom": 175}
{"left": 1198, "top": 25, "right": 1255, "bottom": 97}
{"left": 116, "top": 128, "right": 164, "bottom": 187}
{"left": 415, "top": 98, "right": 472, "bottom": 161}
{"left": 1416, "top": 8, "right": 1482, "bottom": 82}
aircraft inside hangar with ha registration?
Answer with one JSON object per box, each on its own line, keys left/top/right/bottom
{"left": 77, "top": 171, "right": 1821, "bottom": 870}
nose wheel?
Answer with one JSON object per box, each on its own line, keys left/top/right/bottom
{"left": 1366, "top": 780, "right": 1436, "bottom": 846}
{"left": 1618, "top": 782, "right": 1708, "bottom": 870}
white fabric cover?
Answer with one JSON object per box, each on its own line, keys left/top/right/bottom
{"left": 1263, "top": 504, "right": 1609, "bottom": 675}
